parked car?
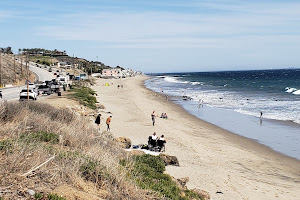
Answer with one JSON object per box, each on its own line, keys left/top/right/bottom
{"left": 20, "top": 88, "right": 37, "bottom": 100}
{"left": 37, "top": 85, "right": 52, "bottom": 95}
{"left": 28, "top": 83, "right": 36, "bottom": 90}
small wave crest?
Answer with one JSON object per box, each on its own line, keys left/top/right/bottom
{"left": 285, "top": 87, "right": 300, "bottom": 95}
{"left": 190, "top": 82, "right": 203, "bottom": 85}
{"left": 164, "top": 77, "right": 189, "bottom": 84}
{"left": 164, "top": 76, "right": 203, "bottom": 86}
{"left": 285, "top": 87, "right": 297, "bottom": 93}
{"left": 293, "top": 90, "right": 300, "bottom": 95}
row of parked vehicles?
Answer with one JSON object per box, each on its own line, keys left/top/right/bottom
{"left": 19, "top": 76, "right": 68, "bottom": 100}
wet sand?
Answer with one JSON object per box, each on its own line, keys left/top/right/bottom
{"left": 92, "top": 76, "right": 300, "bottom": 200}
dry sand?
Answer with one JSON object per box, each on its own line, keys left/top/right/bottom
{"left": 92, "top": 76, "right": 300, "bottom": 200}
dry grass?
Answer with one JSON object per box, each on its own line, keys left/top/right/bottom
{"left": 0, "top": 54, "right": 35, "bottom": 85}
{"left": 0, "top": 101, "right": 157, "bottom": 200}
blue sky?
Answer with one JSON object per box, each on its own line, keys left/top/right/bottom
{"left": 1, "top": 0, "right": 300, "bottom": 73}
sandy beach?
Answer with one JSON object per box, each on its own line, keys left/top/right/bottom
{"left": 92, "top": 76, "right": 300, "bottom": 200}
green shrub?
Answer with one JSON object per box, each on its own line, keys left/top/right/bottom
{"left": 58, "top": 150, "right": 81, "bottom": 160}
{"left": 47, "top": 193, "right": 66, "bottom": 200}
{"left": 134, "top": 154, "right": 165, "bottom": 173}
{"left": 41, "top": 60, "right": 51, "bottom": 66}
{"left": 34, "top": 192, "right": 43, "bottom": 200}
{"left": 20, "top": 131, "right": 59, "bottom": 144}
{"left": 34, "top": 192, "right": 66, "bottom": 200}
{"left": 80, "top": 160, "right": 102, "bottom": 182}
{"left": 124, "top": 154, "right": 203, "bottom": 200}
{"left": 67, "top": 86, "right": 97, "bottom": 109}
{"left": 0, "top": 139, "right": 13, "bottom": 152}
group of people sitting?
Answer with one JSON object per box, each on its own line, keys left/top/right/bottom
{"left": 160, "top": 113, "right": 168, "bottom": 118}
{"left": 147, "top": 132, "right": 166, "bottom": 152}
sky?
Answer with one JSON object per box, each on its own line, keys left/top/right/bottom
{"left": 1, "top": 0, "right": 300, "bottom": 73}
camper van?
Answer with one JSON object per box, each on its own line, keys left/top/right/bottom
{"left": 56, "top": 76, "right": 68, "bottom": 85}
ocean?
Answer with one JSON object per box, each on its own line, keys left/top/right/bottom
{"left": 145, "top": 69, "right": 300, "bottom": 160}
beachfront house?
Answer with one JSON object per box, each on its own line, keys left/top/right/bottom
{"left": 102, "top": 69, "right": 121, "bottom": 78}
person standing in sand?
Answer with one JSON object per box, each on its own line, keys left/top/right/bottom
{"left": 151, "top": 111, "right": 156, "bottom": 126}
{"left": 106, "top": 116, "right": 112, "bottom": 132}
{"left": 95, "top": 114, "right": 101, "bottom": 131}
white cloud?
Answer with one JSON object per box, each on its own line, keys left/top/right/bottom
{"left": 37, "top": 3, "right": 300, "bottom": 49}
{"left": 0, "top": 11, "right": 14, "bottom": 22}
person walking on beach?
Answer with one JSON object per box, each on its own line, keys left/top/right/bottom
{"left": 106, "top": 116, "right": 112, "bottom": 132}
{"left": 95, "top": 114, "right": 101, "bottom": 131}
{"left": 151, "top": 111, "right": 156, "bottom": 126}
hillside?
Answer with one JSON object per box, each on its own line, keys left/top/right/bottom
{"left": 0, "top": 84, "right": 207, "bottom": 200}
{"left": 0, "top": 54, "right": 35, "bottom": 86}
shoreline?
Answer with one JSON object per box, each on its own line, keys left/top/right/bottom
{"left": 92, "top": 76, "right": 300, "bottom": 200}
{"left": 171, "top": 98, "right": 300, "bottom": 160}
{"left": 143, "top": 75, "right": 300, "bottom": 162}
{"left": 145, "top": 75, "right": 300, "bottom": 160}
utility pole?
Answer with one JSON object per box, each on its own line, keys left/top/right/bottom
{"left": 14, "top": 54, "right": 16, "bottom": 83}
{"left": 73, "top": 54, "right": 75, "bottom": 76}
{"left": 0, "top": 53, "right": 2, "bottom": 87}
{"left": 20, "top": 54, "right": 23, "bottom": 76}
{"left": 26, "top": 53, "right": 29, "bottom": 101}
{"left": 25, "top": 52, "right": 28, "bottom": 71}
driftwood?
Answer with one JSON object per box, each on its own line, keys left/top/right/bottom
{"left": 21, "top": 155, "right": 55, "bottom": 177}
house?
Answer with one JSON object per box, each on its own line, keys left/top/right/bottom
{"left": 102, "top": 69, "right": 121, "bottom": 78}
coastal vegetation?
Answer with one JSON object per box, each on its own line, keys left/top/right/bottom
{"left": 30, "top": 55, "right": 53, "bottom": 66}
{"left": 67, "top": 82, "right": 98, "bottom": 109}
{"left": 0, "top": 100, "right": 205, "bottom": 199}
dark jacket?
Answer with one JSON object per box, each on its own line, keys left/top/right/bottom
{"left": 95, "top": 115, "right": 101, "bottom": 124}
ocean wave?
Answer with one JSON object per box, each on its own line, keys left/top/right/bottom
{"left": 190, "top": 82, "right": 203, "bottom": 85}
{"left": 164, "top": 76, "right": 203, "bottom": 86}
{"left": 285, "top": 87, "right": 297, "bottom": 93}
{"left": 164, "top": 76, "right": 189, "bottom": 84}
{"left": 147, "top": 76, "right": 300, "bottom": 125}
{"left": 293, "top": 90, "right": 300, "bottom": 95}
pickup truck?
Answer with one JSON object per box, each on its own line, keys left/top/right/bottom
{"left": 20, "top": 88, "right": 37, "bottom": 100}
{"left": 37, "top": 85, "right": 52, "bottom": 95}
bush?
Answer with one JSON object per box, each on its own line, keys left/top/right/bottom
{"left": 67, "top": 86, "right": 97, "bottom": 109}
{"left": 124, "top": 154, "right": 203, "bottom": 200}
{"left": 41, "top": 60, "right": 51, "bottom": 66}
{"left": 34, "top": 193, "right": 66, "bottom": 200}
{"left": 20, "top": 131, "right": 59, "bottom": 144}
{"left": 134, "top": 154, "right": 165, "bottom": 173}
{"left": 34, "top": 192, "right": 43, "bottom": 200}
{"left": 47, "top": 193, "right": 66, "bottom": 200}
{"left": 26, "top": 102, "right": 76, "bottom": 123}
{"left": 0, "top": 139, "right": 13, "bottom": 152}
{"left": 80, "top": 160, "right": 103, "bottom": 183}
{"left": 0, "top": 101, "right": 25, "bottom": 122}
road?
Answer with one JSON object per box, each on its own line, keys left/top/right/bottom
{"left": 0, "top": 62, "right": 54, "bottom": 101}
{"left": 30, "top": 62, "right": 55, "bottom": 82}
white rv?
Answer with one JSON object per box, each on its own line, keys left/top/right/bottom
{"left": 56, "top": 76, "right": 68, "bottom": 85}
